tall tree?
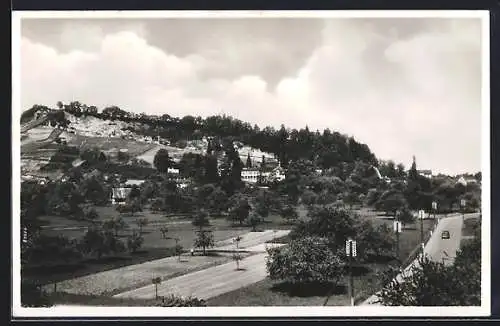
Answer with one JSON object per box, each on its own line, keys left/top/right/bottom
{"left": 153, "top": 149, "right": 172, "bottom": 173}
{"left": 246, "top": 153, "right": 252, "bottom": 168}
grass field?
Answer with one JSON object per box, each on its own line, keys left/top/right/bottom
{"left": 31, "top": 208, "right": 252, "bottom": 285}
{"left": 207, "top": 261, "right": 389, "bottom": 306}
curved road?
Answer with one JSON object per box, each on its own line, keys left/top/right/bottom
{"left": 362, "top": 213, "right": 478, "bottom": 305}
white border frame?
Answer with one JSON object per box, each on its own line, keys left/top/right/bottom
{"left": 11, "top": 10, "right": 491, "bottom": 318}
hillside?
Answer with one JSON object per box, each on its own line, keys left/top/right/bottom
{"left": 20, "top": 102, "right": 379, "bottom": 180}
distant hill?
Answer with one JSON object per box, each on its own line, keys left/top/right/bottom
{"left": 21, "top": 101, "right": 379, "bottom": 174}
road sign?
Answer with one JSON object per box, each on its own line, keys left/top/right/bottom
{"left": 432, "top": 201, "right": 437, "bottom": 210}
{"left": 461, "top": 199, "right": 466, "bottom": 207}
{"left": 345, "top": 239, "right": 357, "bottom": 257}
{"left": 418, "top": 210, "right": 425, "bottom": 220}
{"left": 152, "top": 277, "right": 161, "bottom": 284}
{"left": 393, "top": 221, "right": 402, "bottom": 233}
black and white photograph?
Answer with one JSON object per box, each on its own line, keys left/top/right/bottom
{"left": 12, "top": 10, "right": 490, "bottom": 317}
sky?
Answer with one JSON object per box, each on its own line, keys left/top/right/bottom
{"left": 18, "top": 14, "right": 484, "bottom": 175}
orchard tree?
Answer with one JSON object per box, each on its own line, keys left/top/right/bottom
{"left": 126, "top": 230, "right": 144, "bottom": 253}
{"left": 228, "top": 194, "right": 251, "bottom": 225}
{"left": 135, "top": 217, "right": 149, "bottom": 235}
{"left": 266, "top": 236, "right": 344, "bottom": 285}
{"left": 290, "top": 204, "right": 357, "bottom": 248}
{"left": 192, "top": 209, "right": 211, "bottom": 230}
{"left": 194, "top": 229, "right": 215, "bottom": 255}
{"left": 247, "top": 212, "right": 262, "bottom": 232}
{"left": 356, "top": 220, "right": 395, "bottom": 260}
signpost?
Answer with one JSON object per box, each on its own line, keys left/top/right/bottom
{"left": 345, "top": 239, "right": 357, "bottom": 306}
{"left": 418, "top": 210, "right": 425, "bottom": 255}
{"left": 460, "top": 199, "right": 466, "bottom": 222}
{"left": 152, "top": 277, "right": 161, "bottom": 299}
{"left": 233, "top": 236, "right": 243, "bottom": 270}
{"left": 393, "top": 219, "right": 402, "bottom": 263}
{"left": 432, "top": 201, "right": 438, "bottom": 223}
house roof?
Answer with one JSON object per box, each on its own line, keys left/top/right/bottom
{"left": 124, "top": 179, "right": 145, "bottom": 186}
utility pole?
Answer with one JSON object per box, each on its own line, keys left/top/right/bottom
{"left": 393, "top": 212, "right": 402, "bottom": 264}
{"left": 418, "top": 210, "right": 425, "bottom": 256}
{"left": 432, "top": 201, "right": 438, "bottom": 226}
{"left": 152, "top": 276, "right": 161, "bottom": 299}
{"left": 345, "top": 238, "right": 357, "bottom": 306}
{"left": 460, "top": 199, "right": 466, "bottom": 223}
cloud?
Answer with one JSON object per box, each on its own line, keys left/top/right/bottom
{"left": 19, "top": 18, "right": 482, "bottom": 175}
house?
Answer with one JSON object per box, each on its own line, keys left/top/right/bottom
{"left": 269, "top": 165, "right": 286, "bottom": 182}
{"left": 111, "top": 187, "right": 133, "bottom": 204}
{"left": 241, "top": 168, "right": 260, "bottom": 184}
{"left": 124, "top": 179, "right": 146, "bottom": 187}
{"left": 418, "top": 170, "right": 433, "bottom": 179}
{"left": 456, "top": 176, "right": 478, "bottom": 186}
{"left": 167, "top": 168, "right": 180, "bottom": 175}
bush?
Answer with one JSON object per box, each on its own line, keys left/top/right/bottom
{"left": 21, "top": 282, "right": 53, "bottom": 307}
{"left": 155, "top": 294, "right": 206, "bottom": 307}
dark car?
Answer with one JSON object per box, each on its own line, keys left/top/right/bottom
{"left": 441, "top": 231, "right": 450, "bottom": 239}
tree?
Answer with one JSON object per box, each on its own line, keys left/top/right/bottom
{"left": 290, "top": 205, "right": 357, "bottom": 248}
{"left": 83, "top": 206, "right": 99, "bottom": 220}
{"left": 192, "top": 209, "right": 211, "bottom": 229}
{"left": 398, "top": 206, "right": 416, "bottom": 227}
{"left": 79, "top": 228, "right": 109, "bottom": 260}
{"left": 280, "top": 205, "right": 299, "bottom": 224}
{"left": 356, "top": 220, "right": 395, "bottom": 260}
{"left": 102, "top": 217, "right": 126, "bottom": 237}
{"left": 194, "top": 229, "right": 214, "bottom": 255}
{"left": 266, "top": 236, "right": 344, "bottom": 285}
{"left": 173, "top": 238, "right": 183, "bottom": 261}
{"left": 153, "top": 149, "right": 172, "bottom": 173}
{"left": 247, "top": 212, "right": 262, "bottom": 232}
{"left": 228, "top": 195, "right": 251, "bottom": 225}
{"left": 159, "top": 226, "right": 169, "bottom": 240}
{"left": 126, "top": 230, "right": 144, "bottom": 253}
{"left": 342, "top": 191, "right": 360, "bottom": 209}
{"left": 135, "top": 218, "right": 149, "bottom": 234}
{"left": 301, "top": 190, "right": 318, "bottom": 206}
{"left": 246, "top": 153, "right": 252, "bottom": 168}
{"left": 376, "top": 190, "right": 407, "bottom": 216}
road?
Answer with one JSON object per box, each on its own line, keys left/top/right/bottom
{"left": 113, "top": 231, "right": 290, "bottom": 300}
{"left": 362, "top": 213, "right": 478, "bottom": 305}
{"left": 424, "top": 214, "right": 466, "bottom": 265}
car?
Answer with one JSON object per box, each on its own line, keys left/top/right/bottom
{"left": 441, "top": 231, "right": 450, "bottom": 239}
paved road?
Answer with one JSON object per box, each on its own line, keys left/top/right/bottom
{"left": 425, "top": 214, "right": 465, "bottom": 265}
{"left": 362, "top": 213, "right": 478, "bottom": 305}
{"left": 113, "top": 243, "right": 285, "bottom": 300}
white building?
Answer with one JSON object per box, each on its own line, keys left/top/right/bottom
{"left": 241, "top": 168, "right": 260, "bottom": 183}
{"left": 167, "top": 168, "right": 180, "bottom": 175}
{"left": 418, "top": 170, "right": 433, "bottom": 179}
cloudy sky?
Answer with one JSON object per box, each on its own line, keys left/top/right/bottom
{"left": 19, "top": 14, "right": 483, "bottom": 175}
